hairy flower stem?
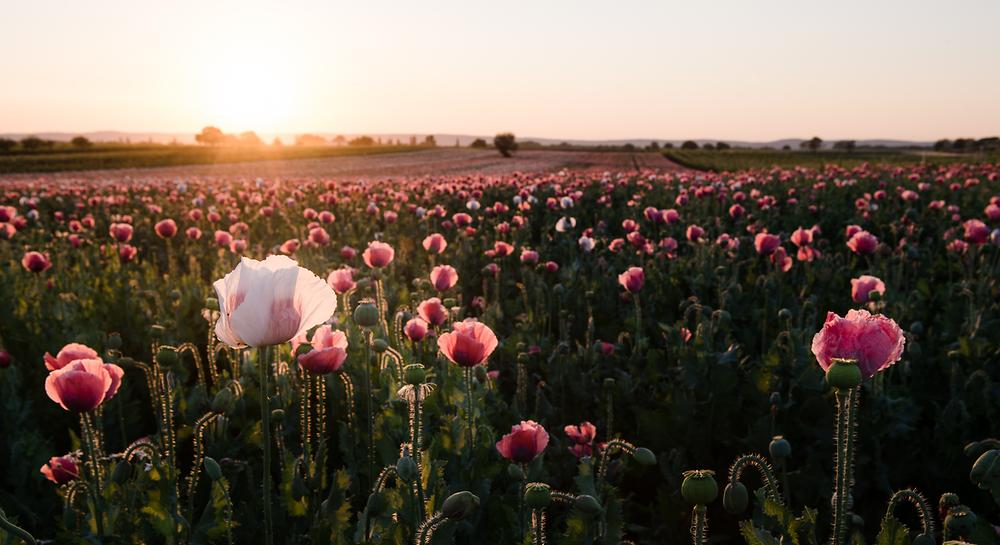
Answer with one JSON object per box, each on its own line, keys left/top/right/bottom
{"left": 258, "top": 346, "right": 274, "bottom": 545}
{"left": 690, "top": 505, "right": 707, "bottom": 545}
{"left": 830, "top": 386, "right": 859, "bottom": 545}
{"left": 464, "top": 367, "right": 475, "bottom": 454}
{"left": 81, "top": 413, "right": 105, "bottom": 538}
{"left": 633, "top": 294, "right": 643, "bottom": 352}
{"left": 363, "top": 330, "right": 375, "bottom": 489}
{"left": 531, "top": 509, "right": 547, "bottom": 545}
{"left": 0, "top": 508, "right": 37, "bottom": 545}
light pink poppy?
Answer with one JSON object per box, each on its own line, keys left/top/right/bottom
{"left": 363, "top": 241, "right": 395, "bottom": 268}
{"left": 418, "top": 297, "right": 448, "bottom": 326}
{"left": 21, "top": 251, "right": 51, "bottom": 273}
{"left": 109, "top": 223, "right": 133, "bottom": 243}
{"left": 851, "top": 275, "right": 886, "bottom": 304}
{"left": 964, "top": 219, "right": 990, "bottom": 244}
{"left": 846, "top": 231, "right": 878, "bottom": 255}
{"left": 754, "top": 233, "right": 781, "bottom": 255}
{"left": 44, "top": 343, "right": 99, "bottom": 371}
{"left": 404, "top": 317, "right": 430, "bottom": 342}
{"left": 155, "top": 219, "right": 178, "bottom": 238}
{"left": 430, "top": 265, "right": 459, "bottom": 292}
{"left": 297, "top": 325, "right": 348, "bottom": 375}
{"left": 422, "top": 233, "right": 448, "bottom": 254}
{"left": 327, "top": 267, "right": 356, "bottom": 294}
{"left": 45, "top": 359, "right": 123, "bottom": 412}
{"left": 618, "top": 267, "right": 644, "bottom": 293}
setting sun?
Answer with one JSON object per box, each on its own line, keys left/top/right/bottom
{"left": 198, "top": 45, "right": 299, "bottom": 133}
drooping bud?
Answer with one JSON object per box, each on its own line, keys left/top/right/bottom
{"left": 442, "top": 491, "right": 479, "bottom": 520}
{"left": 155, "top": 348, "right": 178, "bottom": 368}
{"left": 106, "top": 333, "right": 123, "bottom": 350}
{"left": 396, "top": 456, "right": 419, "bottom": 483}
{"left": 211, "top": 388, "right": 235, "bottom": 414}
{"left": 372, "top": 338, "right": 389, "bottom": 353}
{"left": 970, "top": 450, "right": 1000, "bottom": 489}
{"left": 632, "top": 447, "right": 657, "bottom": 466}
{"left": 574, "top": 494, "right": 603, "bottom": 516}
{"left": 204, "top": 457, "right": 222, "bottom": 481}
{"left": 723, "top": 482, "right": 748, "bottom": 514}
{"left": 111, "top": 460, "right": 132, "bottom": 483}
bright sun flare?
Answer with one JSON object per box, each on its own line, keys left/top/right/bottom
{"left": 203, "top": 50, "right": 296, "bottom": 133}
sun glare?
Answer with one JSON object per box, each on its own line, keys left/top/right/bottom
{"left": 201, "top": 49, "right": 297, "bottom": 134}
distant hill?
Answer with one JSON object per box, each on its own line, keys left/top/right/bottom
{"left": 0, "top": 131, "right": 937, "bottom": 149}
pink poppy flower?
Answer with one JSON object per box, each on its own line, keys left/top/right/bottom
{"left": 618, "top": 267, "right": 644, "bottom": 293}
{"left": 496, "top": 420, "right": 549, "bottom": 463}
{"left": 437, "top": 319, "right": 499, "bottom": 368}
{"left": 44, "top": 342, "right": 99, "bottom": 371}
{"left": 430, "top": 265, "right": 459, "bottom": 292}
{"left": 418, "top": 297, "right": 448, "bottom": 326}
{"left": 22, "top": 251, "right": 51, "bottom": 273}
{"left": 327, "top": 267, "right": 356, "bottom": 294}
{"left": 846, "top": 231, "right": 878, "bottom": 255}
{"left": 40, "top": 455, "right": 79, "bottom": 485}
{"left": 810, "top": 309, "right": 904, "bottom": 378}
{"left": 790, "top": 227, "right": 813, "bottom": 247}
{"left": 964, "top": 219, "right": 990, "bottom": 244}
{"left": 363, "top": 241, "right": 395, "bottom": 268}
{"left": 45, "top": 359, "right": 123, "bottom": 412}
{"left": 109, "top": 223, "right": 133, "bottom": 242}
{"left": 754, "top": 233, "right": 781, "bottom": 255}
{"left": 422, "top": 233, "right": 448, "bottom": 254}
{"left": 186, "top": 227, "right": 203, "bottom": 240}
{"left": 520, "top": 249, "right": 539, "bottom": 265}
{"left": 297, "top": 325, "right": 348, "bottom": 375}
{"left": 404, "top": 317, "right": 430, "bottom": 342}
{"left": 686, "top": 224, "right": 704, "bottom": 242}
{"left": 851, "top": 275, "right": 886, "bottom": 304}
{"left": 155, "top": 219, "right": 178, "bottom": 238}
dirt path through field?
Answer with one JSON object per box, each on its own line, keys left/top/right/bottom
{"left": 0, "top": 149, "right": 689, "bottom": 181}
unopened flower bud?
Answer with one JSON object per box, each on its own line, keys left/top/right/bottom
{"left": 442, "top": 491, "right": 479, "bottom": 520}
{"left": 574, "top": 494, "right": 602, "bottom": 516}
{"left": 111, "top": 460, "right": 132, "bottom": 483}
{"left": 633, "top": 448, "right": 657, "bottom": 466}
{"left": 723, "top": 482, "right": 748, "bottom": 514}
{"left": 970, "top": 450, "right": 1000, "bottom": 489}
{"left": 211, "top": 388, "right": 235, "bottom": 414}
{"left": 769, "top": 436, "right": 791, "bottom": 459}
{"left": 106, "top": 333, "right": 123, "bottom": 350}
{"left": 681, "top": 470, "right": 718, "bottom": 505}
{"left": 372, "top": 338, "right": 388, "bottom": 353}
{"left": 353, "top": 301, "right": 380, "bottom": 328}
{"left": 155, "top": 348, "right": 178, "bottom": 367}
{"left": 204, "top": 457, "right": 222, "bottom": 481}
{"left": 404, "top": 364, "right": 426, "bottom": 385}
{"left": 396, "top": 456, "right": 419, "bottom": 483}
{"left": 507, "top": 463, "right": 526, "bottom": 481}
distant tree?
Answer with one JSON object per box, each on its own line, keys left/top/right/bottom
{"left": 702, "top": 143, "right": 715, "bottom": 150}
{"left": 195, "top": 126, "right": 226, "bottom": 146}
{"left": 272, "top": 137, "right": 284, "bottom": 147}
{"left": 296, "top": 134, "right": 327, "bottom": 146}
{"left": 680, "top": 140, "right": 699, "bottom": 150}
{"left": 469, "top": 138, "right": 488, "bottom": 149}
{"left": 409, "top": 136, "right": 417, "bottom": 146}
{"left": 833, "top": 140, "right": 856, "bottom": 152}
{"left": 662, "top": 142, "right": 674, "bottom": 149}
{"left": 0, "top": 138, "right": 15, "bottom": 152}
{"left": 716, "top": 142, "right": 730, "bottom": 150}
{"left": 805, "top": 136, "right": 823, "bottom": 151}
{"left": 330, "top": 135, "right": 346, "bottom": 146}
{"left": 647, "top": 141, "right": 660, "bottom": 150}
{"left": 978, "top": 137, "right": 1000, "bottom": 151}
{"left": 454, "top": 139, "right": 460, "bottom": 147}
{"left": 493, "top": 132, "right": 518, "bottom": 157}
{"left": 239, "top": 131, "right": 263, "bottom": 146}
{"left": 70, "top": 136, "right": 92, "bottom": 148}
{"left": 20, "top": 136, "right": 49, "bottom": 151}
{"left": 933, "top": 139, "right": 951, "bottom": 151}
{"left": 952, "top": 138, "right": 969, "bottom": 151}
{"left": 423, "top": 135, "right": 437, "bottom": 147}
{"left": 623, "top": 143, "right": 636, "bottom": 151}
{"left": 348, "top": 135, "right": 375, "bottom": 146}
{"left": 782, "top": 145, "right": 791, "bottom": 151}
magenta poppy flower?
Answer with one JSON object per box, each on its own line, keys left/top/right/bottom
{"left": 309, "top": 227, "right": 331, "bottom": 246}
{"left": 437, "top": 319, "right": 499, "bottom": 368}
{"left": 851, "top": 275, "right": 885, "bottom": 304}
{"left": 21, "top": 251, "right": 51, "bottom": 273}
{"left": 280, "top": 238, "right": 300, "bottom": 254}
{"left": 754, "top": 233, "right": 781, "bottom": 255}
{"left": 430, "top": 265, "right": 459, "bottom": 292}
{"left": 964, "top": 219, "right": 990, "bottom": 244}
{"left": 45, "top": 359, "right": 124, "bottom": 412}
{"left": 520, "top": 249, "right": 539, "bottom": 265}
{"left": 40, "top": 455, "right": 79, "bottom": 485}
{"left": 810, "top": 310, "right": 904, "bottom": 378}
{"left": 686, "top": 224, "right": 704, "bottom": 242}
{"left": 44, "top": 342, "right": 99, "bottom": 371}
{"left": 214, "top": 230, "right": 233, "bottom": 247}
{"left": 363, "top": 241, "right": 395, "bottom": 268}
{"left": 109, "top": 222, "right": 133, "bottom": 243}
{"left": 564, "top": 421, "right": 597, "bottom": 445}
{"left": 618, "top": 267, "right": 644, "bottom": 293}
{"left": 155, "top": 219, "right": 178, "bottom": 238}
{"left": 119, "top": 244, "right": 138, "bottom": 263}
{"left": 790, "top": 227, "right": 813, "bottom": 247}
{"left": 186, "top": 227, "right": 203, "bottom": 241}
{"left": 417, "top": 297, "right": 448, "bottom": 326}
{"left": 297, "top": 325, "right": 348, "bottom": 375}
{"left": 496, "top": 420, "right": 549, "bottom": 463}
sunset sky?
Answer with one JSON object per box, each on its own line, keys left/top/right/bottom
{"left": 2, "top": 0, "right": 998, "bottom": 141}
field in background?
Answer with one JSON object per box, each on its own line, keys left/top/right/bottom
{"left": 663, "top": 148, "right": 1000, "bottom": 171}
{"left": 0, "top": 143, "right": 428, "bottom": 174}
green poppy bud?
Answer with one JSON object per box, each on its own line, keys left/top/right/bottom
{"left": 442, "top": 491, "right": 479, "bottom": 520}
{"left": 372, "top": 338, "right": 389, "bottom": 353}
{"left": 681, "top": 470, "right": 718, "bottom": 505}
{"left": 155, "top": 348, "right": 178, "bottom": 368}
{"left": 211, "top": 388, "right": 235, "bottom": 414}
{"left": 633, "top": 448, "right": 657, "bottom": 466}
{"left": 910, "top": 321, "right": 924, "bottom": 336}
{"left": 204, "top": 457, "right": 222, "bottom": 481}
{"left": 723, "top": 482, "right": 748, "bottom": 514}
{"left": 396, "top": 456, "right": 419, "bottom": 483}
{"left": 944, "top": 506, "right": 976, "bottom": 538}
{"left": 777, "top": 308, "right": 792, "bottom": 320}
{"left": 970, "top": 450, "right": 1000, "bottom": 489}
{"left": 574, "top": 494, "right": 603, "bottom": 516}
{"left": 523, "top": 483, "right": 552, "bottom": 510}
{"left": 365, "top": 492, "right": 388, "bottom": 516}
{"left": 507, "top": 463, "right": 526, "bottom": 481}
{"left": 111, "top": 460, "right": 132, "bottom": 484}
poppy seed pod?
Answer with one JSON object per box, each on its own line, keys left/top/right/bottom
{"left": 372, "top": 338, "right": 388, "bottom": 353}
{"left": 353, "top": 301, "right": 380, "bottom": 328}
{"left": 204, "top": 457, "right": 223, "bottom": 481}
{"left": 777, "top": 308, "right": 792, "bottom": 321}
{"left": 366, "top": 491, "right": 388, "bottom": 516}
{"left": 404, "top": 364, "right": 426, "bottom": 385}
{"left": 574, "top": 494, "right": 603, "bottom": 516}
{"left": 944, "top": 506, "right": 976, "bottom": 538}
{"left": 681, "top": 470, "right": 718, "bottom": 505}
{"left": 442, "top": 491, "right": 479, "bottom": 520}
{"left": 769, "top": 436, "right": 791, "bottom": 459}
{"left": 155, "top": 348, "right": 178, "bottom": 368}
{"left": 205, "top": 297, "right": 220, "bottom": 311}
{"left": 723, "top": 481, "right": 748, "bottom": 514}
{"left": 150, "top": 324, "right": 166, "bottom": 339}
{"left": 523, "top": 483, "right": 552, "bottom": 509}
{"left": 826, "top": 359, "right": 862, "bottom": 390}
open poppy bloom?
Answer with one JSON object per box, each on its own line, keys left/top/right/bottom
{"left": 437, "top": 319, "right": 498, "bottom": 368}
{"left": 496, "top": 420, "right": 549, "bottom": 463}
{"left": 811, "top": 309, "right": 904, "bottom": 378}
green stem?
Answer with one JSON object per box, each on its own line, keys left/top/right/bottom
{"left": 258, "top": 346, "right": 274, "bottom": 545}
{"left": 830, "top": 387, "right": 858, "bottom": 545}
{"left": 464, "top": 367, "right": 475, "bottom": 453}
{"left": 364, "top": 331, "right": 375, "bottom": 489}
{"left": 81, "top": 413, "right": 105, "bottom": 539}
{"left": 0, "top": 508, "right": 37, "bottom": 545}
{"left": 691, "top": 505, "right": 707, "bottom": 545}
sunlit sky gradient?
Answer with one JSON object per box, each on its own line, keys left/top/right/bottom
{"left": 2, "top": 0, "right": 998, "bottom": 141}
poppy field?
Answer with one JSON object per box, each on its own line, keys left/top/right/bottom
{"left": 2, "top": 160, "right": 1000, "bottom": 545}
